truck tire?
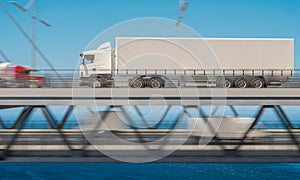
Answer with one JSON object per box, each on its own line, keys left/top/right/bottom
{"left": 29, "top": 83, "right": 38, "bottom": 88}
{"left": 131, "top": 79, "right": 144, "bottom": 88}
{"left": 0, "top": 79, "right": 5, "bottom": 88}
{"left": 235, "top": 79, "right": 247, "bottom": 88}
{"left": 219, "top": 79, "right": 232, "bottom": 88}
{"left": 149, "top": 78, "right": 164, "bottom": 88}
{"left": 250, "top": 78, "right": 264, "bottom": 88}
{"left": 89, "top": 79, "right": 102, "bottom": 88}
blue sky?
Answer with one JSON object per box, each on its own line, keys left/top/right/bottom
{"left": 1, "top": 0, "right": 300, "bottom": 69}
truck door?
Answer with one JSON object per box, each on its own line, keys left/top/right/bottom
{"left": 80, "top": 54, "right": 95, "bottom": 78}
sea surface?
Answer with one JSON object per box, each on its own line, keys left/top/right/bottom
{"left": 0, "top": 163, "right": 299, "bottom": 179}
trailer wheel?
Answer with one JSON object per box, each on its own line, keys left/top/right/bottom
{"left": 220, "top": 79, "right": 232, "bottom": 88}
{"left": 131, "top": 79, "right": 144, "bottom": 88}
{"left": 89, "top": 79, "right": 102, "bottom": 88}
{"left": 251, "top": 78, "right": 264, "bottom": 88}
{"left": 235, "top": 79, "right": 247, "bottom": 88}
{"left": 149, "top": 78, "right": 164, "bottom": 88}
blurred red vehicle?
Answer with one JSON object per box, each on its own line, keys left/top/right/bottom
{"left": 0, "top": 62, "right": 44, "bottom": 88}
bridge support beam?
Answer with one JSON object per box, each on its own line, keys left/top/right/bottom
{"left": 0, "top": 104, "right": 299, "bottom": 162}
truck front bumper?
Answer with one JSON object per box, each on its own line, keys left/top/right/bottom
{"left": 79, "top": 77, "right": 90, "bottom": 86}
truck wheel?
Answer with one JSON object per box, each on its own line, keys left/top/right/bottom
{"left": 149, "top": 78, "right": 164, "bottom": 88}
{"left": 0, "top": 80, "right": 5, "bottom": 88}
{"left": 131, "top": 79, "right": 144, "bottom": 88}
{"left": 90, "top": 79, "right": 102, "bottom": 88}
{"left": 29, "top": 83, "right": 38, "bottom": 88}
{"left": 220, "top": 79, "right": 232, "bottom": 88}
{"left": 235, "top": 79, "right": 247, "bottom": 88}
{"left": 251, "top": 78, "right": 264, "bottom": 88}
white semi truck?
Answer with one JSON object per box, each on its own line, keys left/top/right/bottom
{"left": 79, "top": 38, "right": 294, "bottom": 88}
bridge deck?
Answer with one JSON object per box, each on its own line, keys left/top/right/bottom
{"left": 0, "top": 88, "right": 300, "bottom": 105}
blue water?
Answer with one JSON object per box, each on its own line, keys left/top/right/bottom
{"left": 0, "top": 163, "right": 299, "bottom": 179}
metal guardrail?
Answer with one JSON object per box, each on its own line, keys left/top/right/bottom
{"left": 1, "top": 69, "right": 300, "bottom": 88}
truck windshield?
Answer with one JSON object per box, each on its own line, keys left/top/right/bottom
{"left": 82, "top": 55, "right": 95, "bottom": 65}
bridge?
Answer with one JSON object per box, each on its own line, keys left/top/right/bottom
{"left": 0, "top": 88, "right": 299, "bottom": 162}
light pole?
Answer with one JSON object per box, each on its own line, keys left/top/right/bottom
{"left": 176, "top": 0, "right": 189, "bottom": 27}
{"left": 176, "top": 0, "right": 189, "bottom": 37}
{"left": 10, "top": 0, "right": 50, "bottom": 69}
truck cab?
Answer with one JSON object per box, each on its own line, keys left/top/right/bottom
{"left": 79, "top": 42, "right": 114, "bottom": 87}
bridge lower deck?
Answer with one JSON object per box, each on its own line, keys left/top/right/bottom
{"left": 0, "top": 129, "right": 300, "bottom": 162}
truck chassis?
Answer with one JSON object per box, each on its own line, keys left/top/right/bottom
{"left": 80, "top": 69, "right": 292, "bottom": 88}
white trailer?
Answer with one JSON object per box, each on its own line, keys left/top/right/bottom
{"left": 79, "top": 38, "right": 294, "bottom": 88}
